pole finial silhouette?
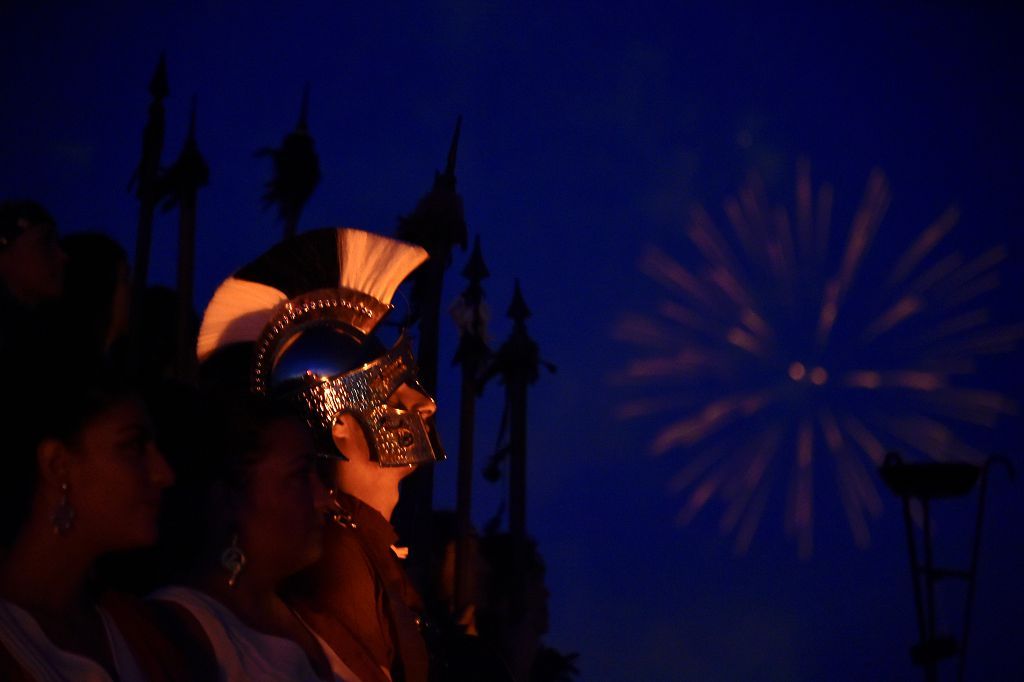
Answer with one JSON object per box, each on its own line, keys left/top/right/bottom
{"left": 451, "top": 234, "right": 491, "bottom": 611}
{"left": 150, "top": 52, "right": 169, "bottom": 100}
{"left": 445, "top": 114, "right": 462, "bottom": 180}
{"left": 483, "top": 280, "right": 555, "bottom": 539}
{"left": 392, "top": 117, "right": 470, "bottom": 566}
{"left": 127, "top": 53, "right": 171, "bottom": 377}
{"left": 507, "top": 278, "right": 531, "bottom": 322}
{"left": 259, "top": 86, "right": 321, "bottom": 240}
{"left": 162, "top": 98, "right": 208, "bottom": 382}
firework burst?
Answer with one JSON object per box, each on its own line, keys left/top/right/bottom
{"left": 614, "top": 161, "right": 1021, "bottom": 557}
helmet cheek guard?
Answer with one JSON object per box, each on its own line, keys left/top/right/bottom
{"left": 287, "top": 336, "right": 445, "bottom": 467}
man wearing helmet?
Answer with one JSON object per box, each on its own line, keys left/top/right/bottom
{"left": 197, "top": 227, "right": 443, "bottom": 682}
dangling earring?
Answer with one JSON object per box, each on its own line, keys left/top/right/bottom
{"left": 220, "top": 533, "right": 246, "bottom": 588}
{"left": 51, "top": 482, "right": 76, "bottom": 536}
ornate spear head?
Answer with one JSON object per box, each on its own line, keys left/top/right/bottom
{"left": 486, "top": 280, "right": 556, "bottom": 386}
{"left": 130, "top": 53, "right": 170, "bottom": 201}
{"left": 160, "top": 97, "right": 209, "bottom": 210}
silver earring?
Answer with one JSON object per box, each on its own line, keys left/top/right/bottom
{"left": 51, "top": 482, "right": 76, "bottom": 535}
{"left": 220, "top": 533, "right": 247, "bottom": 588}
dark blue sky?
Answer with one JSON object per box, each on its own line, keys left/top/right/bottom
{"left": 3, "top": 2, "right": 1022, "bottom": 680}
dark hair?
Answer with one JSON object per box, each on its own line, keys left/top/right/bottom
{"left": 197, "top": 343, "right": 257, "bottom": 394}
{"left": 190, "top": 392, "right": 294, "bottom": 492}
{"left": 58, "top": 232, "right": 128, "bottom": 352}
{"left": 154, "top": 386, "right": 306, "bottom": 578}
{"left": 0, "top": 200, "right": 55, "bottom": 249}
{"left": 198, "top": 340, "right": 341, "bottom": 455}
{"left": 136, "top": 286, "right": 187, "bottom": 385}
{"left": 0, "top": 351, "right": 135, "bottom": 546}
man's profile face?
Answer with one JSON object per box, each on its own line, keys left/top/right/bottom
{"left": 331, "top": 381, "right": 437, "bottom": 469}
{"left": 0, "top": 220, "right": 66, "bottom": 305}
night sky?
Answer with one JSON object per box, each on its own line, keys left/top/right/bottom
{"left": 3, "top": 2, "right": 1023, "bottom": 680}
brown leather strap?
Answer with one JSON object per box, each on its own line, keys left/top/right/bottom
{"left": 348, "top": 527, "right": 429, "bottom": 682}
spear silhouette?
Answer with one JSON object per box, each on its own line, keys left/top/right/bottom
{"left": 451, "top": 235, "right": 491, "bottom": 610}
{"left": 258, "top": 84, "right": 321, "bottom": 240}
{"left": 485, "top": 280, "right": 555, "bottom": 539}
{"left": 127, "top": 55, "right": 169, "bottom": 366}
{"left": 397, "top": 115, "right": 467, "bottom": 391}
{"left": 160, "top": 97, "right": 209, "bottom": 382}
{"left": 393, "top": 116, "right": 468, "bottom": 554}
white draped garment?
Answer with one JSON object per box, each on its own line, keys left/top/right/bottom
{"left": 0, "top": 597, "right": 146, "bottom": 682}
{"left": 151, "top": 585, "right": 361, "bottom": 682}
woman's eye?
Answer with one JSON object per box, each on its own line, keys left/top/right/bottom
{"left": 117, "top": 436, "right": 147, "bottom": 458}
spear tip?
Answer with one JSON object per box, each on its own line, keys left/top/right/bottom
{"left": 444, "top": 114, "right": 462, "bottom": 178}
{"left": 187, "top": 95, "right": 198, "bottom": 140}
{"left": 507, "top": 278, "right": 531, "bottom": 321}
{"left": 149, "top": 52, "right": 169, "bottom": 99}
{"left": 462, "top": 234, "right": 489, "bottom": 281}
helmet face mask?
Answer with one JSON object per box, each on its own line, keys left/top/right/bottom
{"left": 271, "top": 332, "right": 444, "bottom": 467}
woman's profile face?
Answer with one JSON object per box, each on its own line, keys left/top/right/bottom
{"left": 237, "top": 417, "right": 330, "bottom": 579}
{"left": 0, "top": 220, "right": 66, "bottom": 305}
{"left": 65, "top": 398, "right": 174, "bottom": 550}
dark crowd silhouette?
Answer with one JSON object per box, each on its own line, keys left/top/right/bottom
{"left": 0, "top": 199, "right": 578, "bottom": 682}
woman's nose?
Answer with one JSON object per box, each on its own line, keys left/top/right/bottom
{"left": 149, "top": 443, "right": 176, "bottom": 488}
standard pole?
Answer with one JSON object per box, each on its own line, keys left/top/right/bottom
{"left": 174, "top": 190, "right": 197, "bottom": 381}
{"left": 509, "top": 374, "right": 528, "bottom": 540}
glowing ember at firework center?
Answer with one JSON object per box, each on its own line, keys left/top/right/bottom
{"left": 787, "top": 362, "right": 828, "bottom": 386}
